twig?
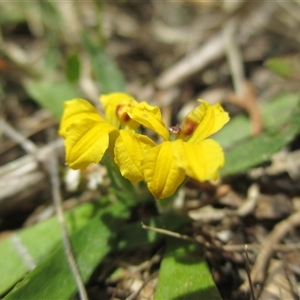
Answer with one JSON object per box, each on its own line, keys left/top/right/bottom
{"left": 245, "top": 245, "right": 256, "bottom": 300}
{"left": 283, "top": 259, "right": 300, "bottom": 300}
{"left": 236, "top": 183, "right": 259, "bottom": 217}
{"left": 0, "top": 139, "right": 63, "bottom": 208}
{"left": 0, "top": 35, "right": 41, "bottom": 78}
{"left": 141, "top": 222, "right": 195, "bottom": 243}
{"left": 222, "top": 17, "right": 245, "bottom": 97}
{"left": 189, "top": 183, "right": 259, "bottom": 221}
{"left": 0, "top": 117, "right": 38, "bottom": 154}
{"left": 228, "top": 81, "right": 263, "bottom": 136}
{"left": 0, "top": 139, "right": 62, "bottom": 178}
{"left": 241, "top": 211, "right": 300, "bottom": 297}
{"left": 223, "top": 243, "right": 300, "bottom": 252}
{"left": 156, "top": 2, "right": 277, "bottom": 89}
{"left": 141, "top": 224, "right": 300, "bottom": 253}
{"left": 48, "top": 150, "right": 88, "bottom": 300}
{"left": 125, "top": 271, "right": 158, "bottom": 300}
{"left": 0, "top": 109, "right": 56, "bottom": 156}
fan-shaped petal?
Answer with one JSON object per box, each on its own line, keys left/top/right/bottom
{"left": 59, "top": 99, "right": 105, "bottom": 138}
{"left": 180, "top": 100, "right": 229, "bottom": 144}
{"left": 64, "top": 118, "right": 116, "bottom": 169}
{"left": 100, "top": 93, "right": 139, "bottom": 130}
{"left": 142, "top": 142, "right": 185, "bottom": 199}
{"left": 172, "top": 139, "right": 224, "bottom": 182}
{"left": 114, "top": 130, "right": 156, "bottom": 184}
{"left": 128, "top": 102, "right": 170, "bottom": 141}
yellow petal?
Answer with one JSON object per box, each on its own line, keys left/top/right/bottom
{"left": 100, "top": 93, "right": 139, "bottom": 129}
{"left": 142, "top": 142, "right": 185, "bottom": 199}
{"left": 114, "top": 130, "right": 156, "bottom": 184}
{"left": 180, "top": 100, "right": 229, "bottom": 144}
{"left": 172, "top": 139, "right": 224, "bottom": 182}
{"left": 128, "top": 102, "right": 170, "bottom": 141}
{"left": 59, "top": 99, "right": 104, "bottom": 138}
{"left": 64, "top": 118, "right": 116, "bottom": 169}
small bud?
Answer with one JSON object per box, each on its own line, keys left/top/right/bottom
{"left": 169, "top": 125, "right": 181, "bottom": 141}
{"left": 169, "top": 125, "right": 181, "bottom": 134}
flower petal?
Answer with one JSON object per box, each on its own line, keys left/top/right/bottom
{"left": 128, "top": 102, "right": 170, "bottom": 141}
{"left": 59, "top": 99, "right": 104, "bottom": 138}
{"left": 114, "top": 130, "right": 156, "bottom": 184}
{"left": 65, "top": 118, "right": 116, "bottom": 169}
{"left": 172, "top": 139, "right": 224, "bottom": 182}
{"left": 180, "top": 100, "right": 229, "bottom": 144}
{"left": 100, "top": 93, "right": 139, "bottom": 130}
{"left": 142, "top": 142, "right": 185, "bottom": 199}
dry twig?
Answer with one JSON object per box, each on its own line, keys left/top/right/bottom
{"left": 47, "top": 148, "right": 88, "bottom": 300}
{"left": 242, "top": 210, "right": 300, "bottom": 298}
{"left": 0, "top": 117, "right": 38, "bottom": 154}
{"left": 0, "top": 139, "right": 63, "bottom": 208}
{"left": 156, "top": 2, "right": 277, "bottom": 89}
{"left": 222, "top": 17, "right": 245, "bottom": 97}
{"left": 189, "top": 184, "right": 259, "bottom": 221}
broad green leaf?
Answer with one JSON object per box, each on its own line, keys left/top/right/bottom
{"left": 65, "top": 52, "right": 81, "bottom": 83}
{"left": 155, "top": 238, "right": 221, "bottom": 300}
{"left": 25, "top": 80, "right": 79, "bottom": 118}
{"left": 4, "top": 201, "right": 131, "bottom": 300}
{"left": 261, "top": 93, "right": 299, "bottom": 129}
{"left": 4, "top": 207, "right": 191, "bottom": 299}
{"left": 0, "top": 202, "right": 105, "bottom": 296}
{"left": 214, "top": 93, "right": 299, "bottom": 149}
{"left": 220, "top": 96, "right": 300, "bottom": 176}
{"left": 82, "top": 32, "right": 126, "bottom": 93}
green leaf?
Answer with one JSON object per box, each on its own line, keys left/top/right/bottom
{"left": 214, "top": 93, "right": 299, "bottom": 149}
{"left": 261, "top": 93, "right": 299, "bottom": 129}
{"left": 220, "top": 95, "right": 300, "bottom": 176}
{"left": 155, "top": 238, "right": 221, "bottom": 300}
{"left": 265, "top": 55, "right": 300, "bottom": 80}
{"left": 4, "top": 205, "right": 191, "bottom": 300}
{"left": 65, "top": 52, "right": 81, "bottom": 83}
{"left": 82, "top": 32, "right": 126, "bottom": 93}
{"left": 0, "top": 203, "right": 104, "bottom": 296}
{"left": 4, "top": 201, "right": 131, "bottom": 300}
{"left": 24, "top": 80, "right": 79, "bottom": 118}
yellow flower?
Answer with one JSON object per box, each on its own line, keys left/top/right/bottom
{"left": 115, "top": 100, "right": 230, "bottom": 199}
{"left": 59, "top": 93, "right": 143, "bottom": 169}
{"left": 59, "top": 92, "right": 229, "bottom": 201}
